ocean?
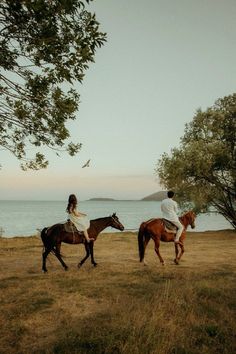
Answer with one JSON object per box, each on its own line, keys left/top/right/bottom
{"left": 0, "top": 200, "right": 233, "bottom": 237}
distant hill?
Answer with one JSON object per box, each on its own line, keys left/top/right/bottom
{"left": 141, "top": 191, "right": 167, "bottom": 201}
{"left": 88, "top": 198, "right": 115, "bottom": 201}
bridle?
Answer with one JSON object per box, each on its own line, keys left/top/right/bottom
{"left": 111, "top": 215, "right": 124, "bottom": 230}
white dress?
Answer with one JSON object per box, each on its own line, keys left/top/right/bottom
{"left": 68, "top": 212, "right": 90, "bottom": 231}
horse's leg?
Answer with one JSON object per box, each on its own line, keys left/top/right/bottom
{"left": 55, "top": 243, "right": 68, "bottom": 270}
{"left": 42, "top": 248, "right": 51, "bottom": 273}
{"left": 78, "top": 243, "right": 90, "bottom": 268}
{"left": 154, "top": 238, "right": 165, "bottom": 266}
{"left": 89, "top": 242, "right": 97, "bottom": 267}
{"left": 175, "top": 243, "right": 185, "bottom": 264}
{"left": 174, "top": 243, "right": 180, "bottom": 264}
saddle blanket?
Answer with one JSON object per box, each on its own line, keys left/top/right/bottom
{"left": 162, "top": 219, "right": 177, "bottom": 234}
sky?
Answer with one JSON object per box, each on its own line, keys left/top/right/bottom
{"left": 1, "top": 0, "right": 236, "bottom": 201}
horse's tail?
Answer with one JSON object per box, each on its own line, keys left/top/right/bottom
{"left": 41, "top": 227, "right": 48, "bottom": 250}
{"left": 138, "top": 222, "right": 150, "bottom": 262}
{"left": 41, "top": 225, "right": 64, "bottom": 258}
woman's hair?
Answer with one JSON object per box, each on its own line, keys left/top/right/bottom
{"left": 66, "top": 194, "right": 77, "bottom": 213}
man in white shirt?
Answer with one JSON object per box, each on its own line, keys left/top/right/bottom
{"left": 161, "top": 190, "right": 184, "bottom": 243}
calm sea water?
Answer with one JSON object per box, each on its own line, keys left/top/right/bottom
{"left": 0, "top": 200, "right": 233, "bottom": 237}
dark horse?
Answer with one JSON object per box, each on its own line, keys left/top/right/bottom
{"left": 138, "top": 211, "right": 196, "bottom": 266}
{"left": 41, "top": 213, "right": 124, "bottom": 272}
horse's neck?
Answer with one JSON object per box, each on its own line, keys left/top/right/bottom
{"left": 90, "top": 217, "right": 110, "bottom": 234}
{"left": 180, "top": 214, "right": 190, "bottom": 229}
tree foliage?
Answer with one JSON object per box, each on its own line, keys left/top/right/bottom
{"left": 0, "top": 0, "right": 106, "bottom": 170}
{"left": 156, "top": 93, "right": 236, "bottom": 229}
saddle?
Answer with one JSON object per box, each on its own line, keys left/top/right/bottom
{"left": 162, "top": 219, "right": 177, "bottom": 234}
{"left": 63, "top": 220, "right": 84, "bottom": 236}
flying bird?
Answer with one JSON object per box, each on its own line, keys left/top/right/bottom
{"left": 82, "top": 159, "right": 91, "bottom": 168}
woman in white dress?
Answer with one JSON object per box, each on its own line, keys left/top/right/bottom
{"left": 66, "top": 194, "right": 94, "bottom": 242}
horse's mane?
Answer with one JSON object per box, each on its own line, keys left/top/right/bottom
{"left": 90, "top": 216, "right": 111, "bottom": 223}
{"left": 179, "top": 211, "right": 194, "bottom": 222}
{"left": 180, "top": 210, "right": 191, "bottom": 217}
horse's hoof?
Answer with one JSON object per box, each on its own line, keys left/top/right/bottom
{"left": 93, "top": 263, "right": 98, "bottom": 267}
{"left": 64, "top": 267, "right": 69, "bottom": 271}
{"left": 174, "top": 259, "right": 179, "bottom": 265}
{"left": 42, "top": 269, "right": 48, "bottom": 273}
{"left": 162, "top": 262, "right": 165, "bottom": 266}
{"left": 77, "top": 263, "right": 82, "bottom": 268}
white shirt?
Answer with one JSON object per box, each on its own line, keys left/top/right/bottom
{"left": 161, "top": 198, "right": 179, "bottom": 222}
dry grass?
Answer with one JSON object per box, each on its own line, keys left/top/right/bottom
{"left": 0, "top": 230, "right": 236, "bottom": 354}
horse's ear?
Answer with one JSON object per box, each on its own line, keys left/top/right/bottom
{"left": 112, "top": 212, "right": 116, "bottom": 217}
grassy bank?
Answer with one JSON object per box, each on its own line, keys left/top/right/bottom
{"left": 0, "top": 230, "right": 236, "bottom": 354}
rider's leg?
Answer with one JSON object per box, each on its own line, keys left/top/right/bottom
{"left": 172, "top": 221, "right": 184, "bottom": 242}
{"left": 84, "top": 229, "right": 94, "bottom": 242}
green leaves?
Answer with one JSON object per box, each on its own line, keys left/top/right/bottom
{"left": 156, "top": 94, "right": 236, "bottom": 228}
{"left": 0, "top": 0, "right": 106, "bottom": 170}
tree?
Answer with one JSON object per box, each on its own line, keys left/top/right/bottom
{"left": 0, "top": 0, "right": 106, "bottom": 170}
{"left": 156, "top": 93, "right": 236, "bottom": 229}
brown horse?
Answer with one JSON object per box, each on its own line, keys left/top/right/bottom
{"left": 41, "top": 213, "right": 124, "bottom": 272}
{"left": 138, "top": 211, "right": 196, "bottom": 266}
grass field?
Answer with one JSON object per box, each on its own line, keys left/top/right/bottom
{"left": 0, "top": 230, "right": 236, "bottom": 354}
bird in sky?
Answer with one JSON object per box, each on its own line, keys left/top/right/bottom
{"left": 82, "top": 159, "right": 91, "bottom": 168}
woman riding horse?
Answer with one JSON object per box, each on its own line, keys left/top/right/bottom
{"left": 41, "top": 213, "right": 124, "bottom": 272}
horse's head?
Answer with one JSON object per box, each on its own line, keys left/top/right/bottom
{"left": 109, "top": 213, "right": 124, "bottom": 231}
{"left": 180, "top": 210, "right": 196, "bottom": 229}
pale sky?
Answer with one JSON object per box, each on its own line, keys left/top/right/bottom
{"left": 1, "top": 0, "right": 236, "bottom": 200}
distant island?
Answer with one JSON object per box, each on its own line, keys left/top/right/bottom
{"left": 87, "top": 191, "right": 167, "bottom": 202}
{"left": 141, "top": 191, "right": 167, "bottom": 201}
{"left": 88, "top": 198, "right": 115, "bottom": 201}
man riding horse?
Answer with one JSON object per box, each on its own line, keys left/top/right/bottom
{"left": 161, "top": 190, "right": 184, "bottom": 244}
